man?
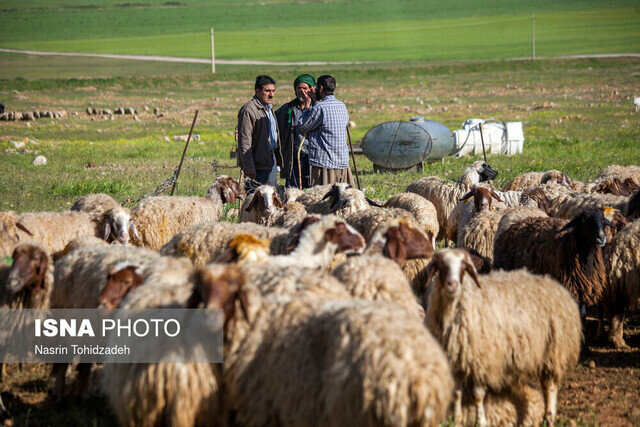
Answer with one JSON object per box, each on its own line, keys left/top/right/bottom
{"left": 296, "top": 75, "right": 354, "bottom": 187}
{"left": 237, "top": 75, "right": 283, "bottom": 185}
{"left": 275, "top": 74, "right": 315, "bottom": 188}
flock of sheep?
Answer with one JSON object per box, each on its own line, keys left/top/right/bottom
{"left": 1, "top": 161, "right": 639, "bottom": 426}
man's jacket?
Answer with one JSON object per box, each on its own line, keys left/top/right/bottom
{"left": 274, "top": 98, "right": 301, "bottom": 179}
{"left": 237, "top": 96, "right": 283, "bottom": 172}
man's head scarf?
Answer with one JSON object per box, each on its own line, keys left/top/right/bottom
{"left": 294, "top": 74, "right": 316, "bottom": 89}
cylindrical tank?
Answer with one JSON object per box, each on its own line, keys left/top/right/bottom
{"left": 361, "top": 117, "right": 454, "bottom": 170}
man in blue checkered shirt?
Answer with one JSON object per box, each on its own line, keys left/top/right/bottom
{"left": 296, "top": 75, "right": 355, "bottom": 186}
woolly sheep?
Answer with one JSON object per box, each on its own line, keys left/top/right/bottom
{"left": 217, "top": 268, "right": 454, "bottom": 426}
{"left": 449, "top": 185, "right": 504, "bottom": 243}
{"left": 502, "top": 169, "right": 574, "bottom": 191}
{"left": 55, "top": 235, "right": 110, "bottom": 260}
{"left": 271, "top": 200, "right": 307, "bottom": 228}
{"left": 238, "top": 184, "right": 284, "bottom": 225}
{"left": 602, "top": 218, "right": 640, "bottom": 348}
{"left": 325, "top": 187, "right": 380, "bottom": 218}
{"left": 295, "top": 183, "right": 351, "bottom": 213}
{"left": 102, "top": 256, "right": 219, "bottom": 427}
{"left": 406, "top": 161, "right": 498, "bottom": 240}
{"left": 589, "top": 164, "right": 640, "bottom": 195}
{"left": 383, "top": 192, "right": 439, "bottom": 247}
{"left": 627, "top": 189, "right": 640, "bottom": 220}
{"left": 553, "top": 192, "right": 628, "bottom": 220}
{"left": 131, "top": 175, "right": 244, "bottom": 250}
{"left": 425, "top": 249, "right": 581, "bottom": 426}
{"left": 71, "top": 193, "right": 139, "bottom": 244}
{"left": 0, "top": 211, "right": 32, "bottom": 257}
{"left": 493, "top": 208, "right": 615, "bottom": 308}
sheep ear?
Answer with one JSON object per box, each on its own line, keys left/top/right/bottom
{"left": 398, "top": 221, "right": 434, "bottom": 259}
{"left": 237, "top": 289, "right": 250, "bottom": 321}
{"left": 328, "top": 198, "right": 347, "bottom": 214}
{"left": 463, "top": 257, "right": 481, "bottom": 288}
{"left": 603, "top": 217, "right": 618, "bottom": 230}
{"left": 243, "top": 195, "right": 259, "bottom": 212}
{"left": 34, "top": 251, "right": 49, "bottom": 291}
{"left": 273, "top": 194, "right": 284, "bottom": 209}
{"left": 187, "top": 285, "right": 203, "bottom": 308}
{"left": 103, "top": 221, "right": 112, "bottom": 241}
{"left": 129, "top": 220, "right": 140, "bottom": 241}
{"left": 459, "top": 191, "right": 473, "bottom": 202}
{"left": 491, "top": 191, "right": 502, "bottom": 202}
{"left": 321, "top": 186, "right": 338, "bottom": 201}
{"left": 424, "top": 261, "right": 437, "bottom": 289}
{"left": 559, "top": 218, "right": 578, "bottom": 233}
{"left": 365, "top": 197, "right": 383, "bottom": 207}
{"left": 16, "top": 222, "right": 33, "bottom": 236}
{"left": 214, "top": 247, "right": 237, "bottom": 263}
{"left": 383, "top": 227, "right": 408, "bottom": 265}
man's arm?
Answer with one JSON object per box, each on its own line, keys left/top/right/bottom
{"left": 296, "top": 105, "right": 322, "bottom": 134}
{"left": 238, "top": 108, "right": 257, "bottom": 179}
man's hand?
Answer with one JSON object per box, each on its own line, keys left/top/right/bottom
{"left": 246, "top": 169, "right": 257, "bottom": 180}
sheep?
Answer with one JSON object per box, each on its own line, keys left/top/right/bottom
{"left": 493, "top": 208, "right": 615, "bottom": 308}
{"left": 502, "top": 169, "right": 575, "bottom": 191}
{"left": 238, "top": 184, "right": 284, "bottom": 225}
{"left": 71, "top": 193, "right": 139, "bottom": 244}
{"left": 131, "top": 175, "right": 244, "bottom": 250}
{"left": 9, "top": 210, "right": 98, "bottom": 258}
{"left": 210, "top": 266, "right": 454, "bottom": 426}
{"left": 601, "top": 218, "right": 640, "bottom": 348}
{"left": 493, "top": 206, "right": 549, "bottom": 245}
{"left": 55, "top": 235, "right": 110, "bottom": 260}
{"left": 325, "top": 186, "right": 381, "bottom": 218}
{"left": 160, "top": 221, "right": 291, "bottom": 265}
{"left": 0, "top": 211, "right": 32, "bottom": 257}
{"left": 49, "top": 244, "right": 162, "bottom": 398}
{"left": 448, "top": 185, "right": 504, "bottom": 243}
{"left": 589, "top": 165, "right": 640, "bottom": 195}
{"left": 271, "top": 200, "right": 307, "bottom": 228}
{"left": 425, "top": 249, "right": 581, "bottom": 426}
{"left": 295, "top": 182, "right": 351, "bottom": 213}
{"left": 102, "top": 257, "right": 219, "bottom": 427}
{"left": 383, "top": 192, "right": 439, "bottom": 247}
{"left": 406, "top": 161, "right": 498, "bottom": 240}
{"left": 553, "top": 192, "right": 628, "bottom": 220}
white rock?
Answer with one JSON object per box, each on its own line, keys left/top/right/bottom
{"left": 33, "top": 155, "right": 47, "bottom": 166}
{"left": 11, "top": 141, "right": 25, "bottom": 149}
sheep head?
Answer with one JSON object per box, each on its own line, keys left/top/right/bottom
{"left": 522, "top": 188, "right": 552, "bottom": 215}
{"left": 285, "top": 216, "right": 321, "bottom": 252}
{"left": 7, "top": 244, "right": 49, "bottom": 295}
{"left": 627, "top": 190, "right": 640, "bottom": 220}
{"left": 211, "top": 175, "right": 245, "bottom": 204}
{"left": 322, "top": 219, "right": 366, "bottom": 255}
{"left": 188, "top": 264, "right": 249, "bottom": 332}
{"left": 243, "top": 186, "right": 283, "bottom": 216}
{"left": 460, "top": 186, "right": 502, "bottom": 212}
{"left": 541, "top": 170, "right": 572, "bottom": 188}
{"left": 602, "top": 206, "right": 629, "bottom": 241}
{"left": 102, "top": 207, "right": 139, "bottom": 245}
{"left": 376, "top": 219, "right": 434, "bottom": 265}
{"left": 98, "top": 262, "right": 144, "bottom": 309}
{"left": 425, "top": 249, "right": 481, "bottom": 296}
{"left": 560, "top": 208, "right": 616, "bottom": 248}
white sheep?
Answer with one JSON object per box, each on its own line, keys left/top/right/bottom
{"left": 383, "top": 192, "right": 439, "bottom": 247}
{"left": 71, "top": 193, "right": 139, "bottom": 244}
{"left": 502, "top": 169, "right": 575, "bottom": 192}
{"left": 271, "top": 200, "right": 308, "bottom": 228}
{"left": 406, "top": 161, "right": 498, "bottom": 241}
{"left": 425, "top": 249, "right": 582, "bottom": 426}
{"left": 553, "top": 192, "right": 628, "bottom": 220}
{"left": 238, "top": 184, "right": 284, "bottom": 225}
{"left": 588, "top": 164, "right": 640, "bottom": 196}
{"left": 295, "top": 182, "right": 351, "bottom": 213}
{"left": 131, "top": 175, "right": 244, "bottom": 250}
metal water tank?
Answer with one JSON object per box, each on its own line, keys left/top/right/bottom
{"left": 361, "top": 117, "right": 454, "bottom": 170}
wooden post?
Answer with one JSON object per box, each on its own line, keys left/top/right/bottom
{"left": 211, "top": 27, "right": 216, "bottom": 73}
{"left": 346, "top": 126, "right": 361, "bottom": 190}
{"left": 171, "top": 110, "right": 199, "bottom": 196}
{"left": 478, "top": 123, "right": 487, "bottom": 163}
{"left": 531, "top": 13, "right": 535, "bottom": 61}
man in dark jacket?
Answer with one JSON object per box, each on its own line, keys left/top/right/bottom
{"left": 275, "top": 74, "right": 315, "bottom": 188}
{"left": 237, "top": 75, "right": 283, "bottom": 185}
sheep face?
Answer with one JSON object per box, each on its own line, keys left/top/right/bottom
{"left": 322, "top": 183, "right": 352, "bottom": 208}
{"left": 103, "top": 209, "right": 139, "bottom": 245}
{"left": 425, "top": 249, "right": 481, "bottom": 297}
{"left": 541, "top": 170, "right": 572, "bottom": 188}
{"left": 188, "top": 265, "right": 249, "bottom": 332}
{"left": 382, "top": 220, "right": 434, "bottom": 265}
{"left": 324, "top": 221, "right": 366, "bottom": 255}
{"left": 460, "top": 187, "right": 502, "bottom": 213}
{"left": 99, "top": 263, "right": 144, "bottom": 309}
{"left": 476, "top": 162, "right": 498, "bottom": 182}
{"left": 244, "top": 187, "right": 283, "bottom": 216}
{"left": 7, "top": 244, "right": 49, "bottom": 295}
{"left": 562, "top": 208, "right": 615, "bottom": 248}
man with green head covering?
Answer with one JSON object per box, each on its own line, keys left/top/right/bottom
{"left": 275, "top": 74, "right": 316, "bottom": 188}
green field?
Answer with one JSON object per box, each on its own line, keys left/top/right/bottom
{"left": 1, "top": 0, "right": 639, "bottom": 61}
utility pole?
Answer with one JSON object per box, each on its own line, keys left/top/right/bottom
{"left": 211, "top": 27, "right": 216, "bottom": 73}
{"left": 531, "top": 13, "right": 535, "bottom": 61}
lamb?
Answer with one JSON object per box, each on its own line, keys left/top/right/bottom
{"left": 131, "top": 175, "right": 244, "bottom": 250}
{"left": 383, "top": 192, "right": 439, "bottom": 247}
{"left": 448, "top": 186, "right": 504, "bottom": 243}
{"left": 502, "top": 169, "right": 575, "bottom": 191}
{"left": 588, "top": 164, "right": 640, "bottom": 195}
{"left": 406, "top": 160, "right": 498, "bottom": 240}
{"left": 238, "top": 184, "right": 284, "bottom": 225}
{"left": 425, "top": 249, "right": 581, "bottom": 426}
{"left": 71, "top": 193, "right": 139, "bottom": 244}
{"left": 493, "top": 208, "right": 615, "bottom": 308}
{"left": 102, "top": 257, "right": 219, "bottom": 427}
{"left": 201, "top": 265, "right": 454, "bottom": 426}
{"left": 601, "top": 218, "right": 640, "bottom": 348}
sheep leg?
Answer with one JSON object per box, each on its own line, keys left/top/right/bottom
{"left": 51, "top": 363, "right": 68, "bottom": 400}
{"left": 472, "top": 385, "right": 487, "bottom": 427}
{"left": 541, "top": 377, "right": 558, "bottom": 426}
{"left": 595, "top": 304, "right": 608, "bottom": 341}
{"left": 453, "top": 387, "right": 463, "bottom": 424}
{"left": 608, "top": 313, "right": 628, "bottom": 349}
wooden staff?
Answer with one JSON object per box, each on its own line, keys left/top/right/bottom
{"left": 346, "top": 126, "right": 361, "bottom": 190}
{"left": 478, "top": 122, "right": 487, "bottom": 163}
{"left": 170, "top": 110, "right": 199, "bottom": 196}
